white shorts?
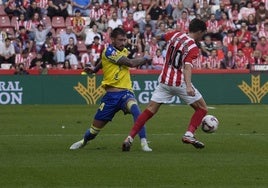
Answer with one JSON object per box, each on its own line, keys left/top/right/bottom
{"left": 151, "top": 83, "right": 203, "bottom": 105}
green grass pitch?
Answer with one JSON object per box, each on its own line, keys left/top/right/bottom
{"left": 0, "top": 104, "right": 267, "bottom": 188}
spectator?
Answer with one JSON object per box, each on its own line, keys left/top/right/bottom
{"left": 4, "top": 0, "right": 26, "bottom": 17}
{"left": 206, "top": 13, "right": 222, "bottom": 41}
{"left": 80, "top": 46, "right": 94, "bottom": 68}
{"left": 188, "top": 9, "right": 196, "bottom": 21}
{"left": 53, "top": 0, "right": 69, "bottom": 19}
{"left": 65, "top": 37, "right": 79, "bottom": 69}
{"left": 236, "top": 21, "right": 251, "bottom": 48}
{"left": 248, "top": 49, "right": 263, "bottom": 66}
{"left": 200, "top": 0, "right": 211, "bottom": 22}
{"left": 89, "top": 1, "right": 105, "bottom": 22}
{"left": 42, "top": 37, "right": 57, "bottom": 68}
{"left": 215, "top": 1, "right": 229, "bottom": 20}
{"left": 71, "top": 9, "right": 86, "bottom": 38}
{"left": 139, "top": 14, "right": 156, "bottom": 33}
{"left": 200, "top": 35, "right": 216, "bottom": 57}
{"left": 28, "top": 12, "right": 45, "bottom": 40}
{"left": 181, "top": 0, "right": 194, "bottom": 10}
{"left": 108, "top": 12, "right": 123, "bottom": 29}
{"left": 63, "top": 59, "right": 72, "bottom": 69}
{"left": 172, "top": 1, "right": 186, "bottom": 21}
{"left": 60, "top": 26, "right": 77, "bottom": 46}
{"left": 228, "top": 3, "right": 241, "bottom": 27}
{"left": 14, "top": 13, "right": 31, "bottom": 35}
{"left": 166, "top": 15, "right": 176, "bottom": 30}
{"left": 247, "top": 14, "right": 259, "bottom": 43}
{"left": 151, "top": 48, "right": 164, "bottom": 70}
{"left": 126, "top": 24, "right": 143, "bottom": 58}
{"left": 218, "top": 12, "right": 235, "bottom": 36}
{"left": 221, "top": 50, "right": 236, "bottom": 69}
{"left": 255, "top": 2, "right": 268, "bottom": 24}
{"left": 96, "top": 14, "right": 109, "bottom": 33}
{"left": 234, "top": 48, "right": 248, "bottom": 69}
{"left": 242, "top": 40, "right": 254, "bottom": 60}
{"left": 146, "top": 0, "right": 163, "bottom": 28}
{"left": 176, "top": 10, "right": 190, "bottom": 33}
{"left": 29, "top": 53, "right": 44, "bottom": 69}
{"left": 32, "top": 23, "right": 52, "bottom": 52}
{"left": 255, "top": 36, "right": 268, "bottom": 61}
{"left": 46, "top": 0, "right": 60, "bottom": 20}
{"left": 118, "top": 0, "right": 129, "bottom": 22}
{"left": 71, "top": 0, "right": 91, "bottom": 16}
{"left": 90, "top": 36, "right": 104, "bottom": 66}
{"left": 148, "top": 37, "right": 159, "bottom": 58}
{"left": 163, "top": 0, "right": 179, "bottom": 17}
{"left": 14, "top": 63, "right": 29, "bottom": 75}
{"left": 0, "top": 38, "right": 16, "bottom": 67}
{"left": 258, "top": 22, "right": 268, "bottom": 40}
{"left": 205, "top": 49, "right": 221, "bottom": 69}
{"left": 102, "top": 27, "right": 112, "bottom": 47}
{"left": 84, "top": 24, "right": 102, "bottom": 46}
{"left": 25, "top": 1, "right": 42, "bottom": 20}
{"left": 54, "top": 36, "right": 65, "bottom": 64}
{"left": 227, "top": 35, "right": 241, "bottom": 56}
{"left": 122, "top": 12, "right": 137, "bottom": 35}
{"left": 142, "top": 23, "right": 154, "bottom": 51}
{"left": 155, "top": 22, "right": 166, "bottom": 48}
{"left": 133, "top": 3, "right": 146, "bottom": 26}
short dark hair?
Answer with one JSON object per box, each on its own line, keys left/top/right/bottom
{"left": 110, "top": 27, "right": 126, "bottom": 38}
{"left": 189, "top": 18, "right": 207, "bottom": 33}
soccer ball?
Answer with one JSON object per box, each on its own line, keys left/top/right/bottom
{"left": 201, "top": 115, "right": 219, "bottom": 133}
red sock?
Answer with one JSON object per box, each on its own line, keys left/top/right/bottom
{"left": 188, "top": 108, "right": 207, "bottom": 133}
{"left": 129, "top": 109, "right": 154, "bottom": 138}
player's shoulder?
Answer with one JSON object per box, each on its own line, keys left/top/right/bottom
{"left": 104, "top": 44, "right": 116, "bottom": 56}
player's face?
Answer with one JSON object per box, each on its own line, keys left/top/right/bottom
{"left": 113, "top": 34, "right": 127, "bottom": 51}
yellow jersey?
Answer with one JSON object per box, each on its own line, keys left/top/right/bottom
{"left": 101, "top": 44, "right": 132, "bottom": 90}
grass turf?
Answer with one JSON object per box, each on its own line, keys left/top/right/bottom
{"left": 0, "top": 104, "right": 267, "bottom": 188}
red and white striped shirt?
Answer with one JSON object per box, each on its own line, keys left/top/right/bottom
{"left": 159, "top": 31, "right": 199, "bottom": 86}
{"left": 176, "top": 18, "right": 190, "bottom": 33}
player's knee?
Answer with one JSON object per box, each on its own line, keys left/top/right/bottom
{"left": 126, "top": 99, "right": 138, "bottom": 111}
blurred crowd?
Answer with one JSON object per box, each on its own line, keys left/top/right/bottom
{"left": 1, "top": 0, "right": 268, "bottom": 73}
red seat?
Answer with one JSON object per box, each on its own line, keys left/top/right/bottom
{"left": 2, "top": 27, "right": 15, "bottom": 37}
{"left": 77, "top": 40, "right": 87, "bottom": 53}
{"left": 0, "top": 5, "right": 7, "bottom": 16}
{"left": 65, "top": 16, "right": 73, "bottom": 27}
{"left": 42, "top": 15, "right": 51, "bottom": 27}
{"left": 10, "top": 16, "right": 18, "bottom": 28}
{"left": 0, "top": 16, "right": 11, "bottom": 28}
{"left": 56, "top": 28, "right": 66, "bottom": 36}
{"left": 52, "top": 16, "right": 65, "bottom": 28}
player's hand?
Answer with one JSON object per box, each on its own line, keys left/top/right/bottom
{"left": 186, "top": 86, "right": 195, "bottom": 96}
{"left": 83, "top": 66, "right": 95, "bottom": 74}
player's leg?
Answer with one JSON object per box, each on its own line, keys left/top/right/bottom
{"left": 70, "top": 93, "right": 117, "bottom": 150}
{"left": 123, "top": 84, "right": 171, "bottom": 151}
{"left": 126, "top": 99, "right": 152, "bottom": 152}
{"left": 178, "top": 84, "right": 208, "bottom": 148}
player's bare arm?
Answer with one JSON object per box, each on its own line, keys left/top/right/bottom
{"left": 117, "top": 56, "right": 149, "bottom": 68}
{"left": 184, "top": 63, "right": 195, "bottom": 96}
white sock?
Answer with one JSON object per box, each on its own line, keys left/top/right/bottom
{"left": 185, "top": 131, "right": 194, "bottom": 137}
{"left": 127, "top": 136, "right": 134, "bottom": 143}
{"left": 140, "top": 138, "right": 147, "bottom": 144}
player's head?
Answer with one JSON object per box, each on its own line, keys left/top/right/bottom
{"left": 188, "top": 19, "right": 207, "bottom": 42}
{"left": 110, "top": 27, "right": 127, "bottom": 51}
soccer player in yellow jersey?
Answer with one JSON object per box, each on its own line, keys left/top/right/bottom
{"left": 70, "top": 28, "right": 152, "bottom": 151}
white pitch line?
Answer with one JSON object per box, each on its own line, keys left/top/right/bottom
{"left": 0, "top": 133, "right": 266, "bottom": 137}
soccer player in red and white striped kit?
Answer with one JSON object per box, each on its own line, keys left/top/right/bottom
{"left": 122, "top": 18, "right": 208, "bottom": 151}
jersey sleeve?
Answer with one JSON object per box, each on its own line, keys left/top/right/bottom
{"left": 163, "top": 31, "right": 178, "bottom": 41}
{"left": 104, "top": 45, "right": 124, "bottom": 63}
{"left": 184, "top": 46, "right": 199, "bottom": 66}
